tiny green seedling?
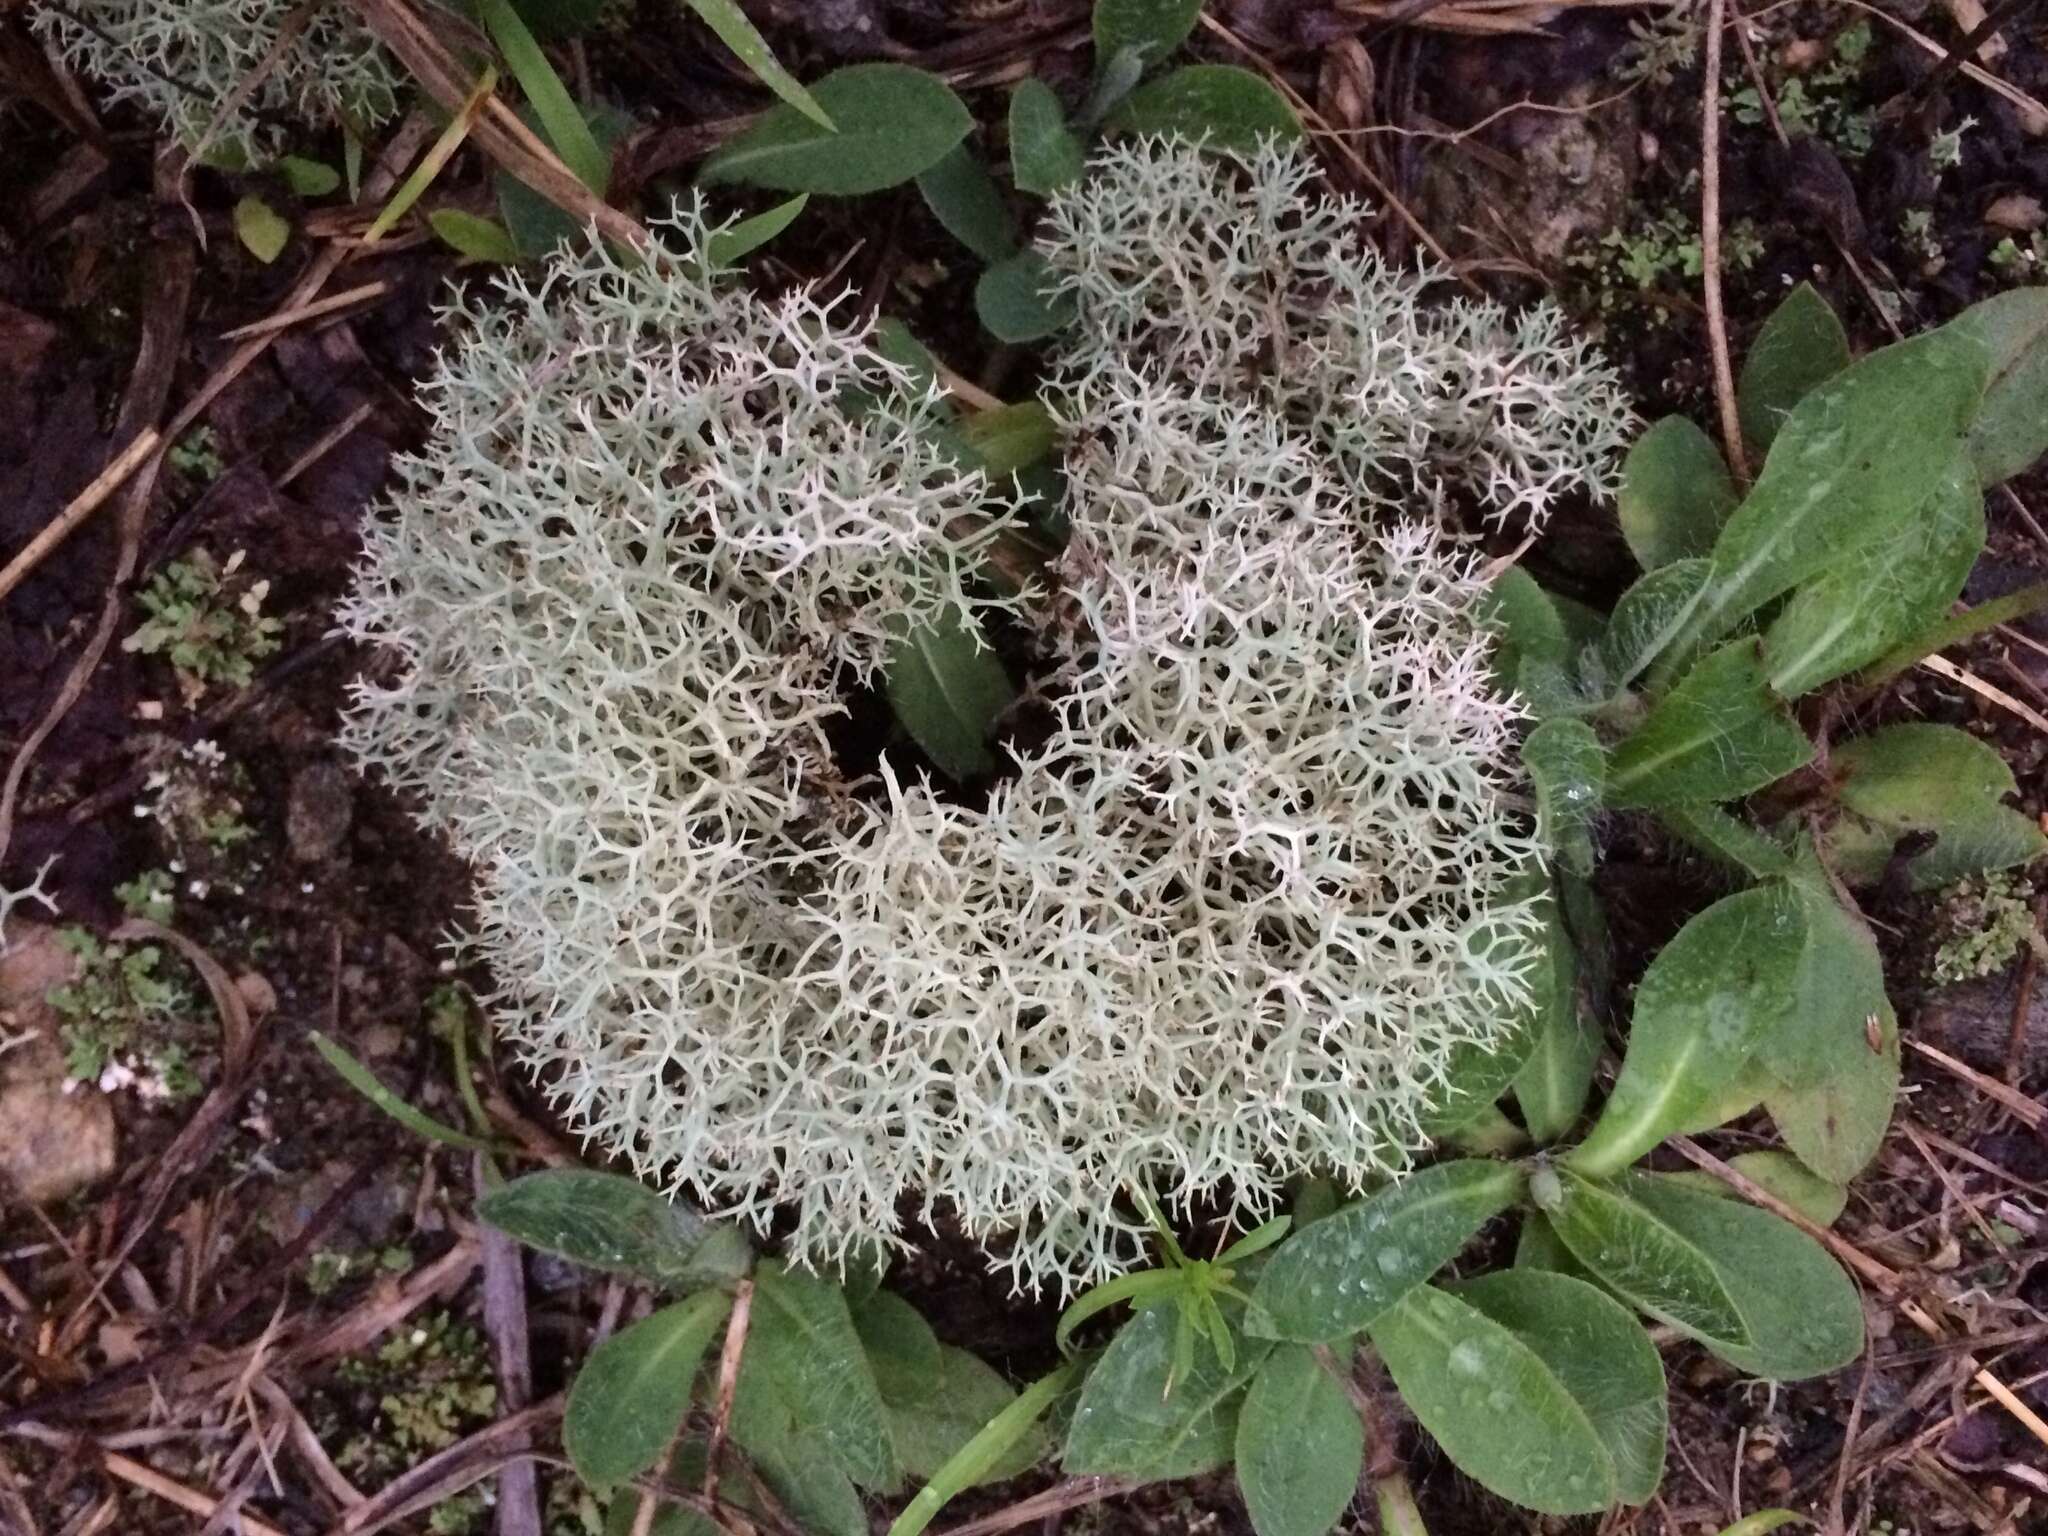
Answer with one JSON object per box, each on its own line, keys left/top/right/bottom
{"left": 1056, "top": 1191, "right": 1289, "bottom": 1395}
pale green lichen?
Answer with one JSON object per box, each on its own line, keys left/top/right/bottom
{"left": 340, "top": 144, "right": 1626, "bottom": 1293}
{"left": 31, "top": 0, "right": 397, "bottom": 163}
{"left": 1929, "top": 872, "right": 2041, "bottom": 986}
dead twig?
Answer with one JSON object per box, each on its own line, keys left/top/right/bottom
{"left": 1699, "top": 0, "right": 1749, "bottom": 487}
{"left": 478, "top": 1157, "right": 542, "bottom": 1536}
{"left": 701, "top": 1277, "right": 755, "bottom": 1508}
{"left": 0, "top": 428, "right": 162, "bottom": 608}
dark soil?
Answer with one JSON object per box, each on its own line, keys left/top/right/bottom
{"left": 4, "top": 4, "right": 2048, "bottom": 1536}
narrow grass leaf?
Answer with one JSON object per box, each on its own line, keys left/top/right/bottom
{"left": 310, "top": 1031, "right": 498, "bottom": 1152}
{"left": 367, "top": 65, "right": 500, "bottom": 246}
{"left": 888, "top": 1363, "right": 1078, "bottom": 1536}
{"left": 478, "top": 0, "right": 609, "bottom": 192}
{"left": 682, "top": 0, "right": 834, "bottom": 129}
{"left": 705, "top": 193, "right": 809, "bottom": 267}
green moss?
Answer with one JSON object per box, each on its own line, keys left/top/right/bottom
{"left": 1928, "top": 872, "right": 2039, "bottom": 985}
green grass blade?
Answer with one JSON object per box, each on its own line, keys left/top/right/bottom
{"left": 310, "top": 1030, "right": 501, "bottom": 1152}
{"left": 365, "top": 66, "right": 498, "bottom": 246}
{"left": 886, "top": 1362, "right": 1080, "bottom": 1536}
{"left": 683, "top": 0, "right": 834, "bottom": 129}
{"left": 478, "top": 0, "right": 610, "bottom": 193}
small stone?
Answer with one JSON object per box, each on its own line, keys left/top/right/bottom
{"left": 0, "top": 922, "right": 117, "bottom": 1204}
{"left": 285, "top": 759, "right": 354, "bottom": 863}
{"left": 1985, "top": 193, "right": 2045, "bottom": 233}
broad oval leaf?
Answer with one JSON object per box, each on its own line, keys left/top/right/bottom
{"left": 975, "top": 250, "right": 1078, "bottom": 342}
{"left": 566, "top": 1291, "right": 731, "bottom": 1489}
{"left": 1766, "top": 997, "right": 1898, "bottom": 1184}
{"left": 1247, "top": 1160, "right": 1522, "bottom": 1342}
{"left": 1480, "top": 565, "right": 1570, "bottom": 702}
{"left": 917, "top": 143, "right": 1017, "bottom": 262}
{"left": 1606, "top": 641, "right": 1813, "bottom": 810}
{"left": 1235, "top": 1345, "right": 1364, "bottom": 1536}
{"left": 1670, "top": 1150, "right": 1848, "bottom": 1227}
{"left": 1619, "top": 417, "right": 1736, "bottom": 571}
{"left": 1737, "top": 281, "right": 1851, "bottom": 457}
{"left": 1823, "top": 722, "right": 2048, "bottom": 889}
{"left": 853, "top": 1290, "right": 944, "bottom": 1403}
{"left": 1094, "top": 0, "right": 1204, "bottom": 71}
{"left": 1941, "top": 286, "right": 2048, "bottom": 485}
{"left": 1009, "top": 80, "right": 1086, "bottom": 195}
{"left": 1451, "top": 1269, "right": 1667, "bottom": 1506}
{"left": 1421, "top": 880, "right": 1556, "bottom": 1138}
{"left": 279, "top": 155, "right": 341, "bottom": 197}
{"left": 732, "top": 1264, "right": 899, "bottom": 1492}
{"left": 234, "top": 196, "right": 290, "bottom": 264}
{"left": 748, "top": 1445, "right": 867, "bottom": 1536}
{"left": 1109, "top": 65, "right": 1302, "bottom": 153}
{"left": 1545, "top": 1170, "right": 1751, "bottom": 1351}
{"left": 885, "top": 603, "right": 1015, "bottom": 782}
{"left": 1619, "top": 1172, "right": 1863, "bottom": 1379}
{"left": 701, "top": 64, "right": 972, "bottom": 194}
{"left": 1062, "top": 1302, "right": 1270, "bottom": 1479}
{"left": 1570, "top": 883, "right": 1811, "bottom": 1178}
{"left": 960, "top": 401, "right": 1060, "bottom": 479}
{"left": 428, "top": 208, "right": 521, "bottom": 264}
{"left": 1751, "top": 881, "right": 1886, "bottom": 1091}
{"left": 1525, "top": 718, "right": 1605, "bottom": 875}
{"left": 476, "top": 1169, "right": 752, "bottom": 1288}
{"left": 1762, "top": 451, "right": 1983, "bottom": 697}
{"left": 886, "top": 1345, "right": 1040, "bottom": 1484}
{"left": 1367, "top": 1285, "right": 1617, "bottom": 1516}
{"left": 1685, "top": 327, "right": 1987, "bottom": 647}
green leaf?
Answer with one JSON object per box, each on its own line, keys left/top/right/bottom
{"left": 706, "top": 193, "right": 809, "bottom": 267}
{"left": 749, "top": 1446, "right": 867, "bottom": 1536}
{"left": 478, "top": 0, "right": 610, "bottom": 193}
{"left": 1619, "top": 417, "right": 1737, "bottom": 571}
{"left": 1511, "top": 890, "right": 1600, "bottom": 1146}
{"left": 853, "top": 1291, "right": 944, "bottom": 1404}
{"left": 1750, "top": 882, "right": 1886, "bottom": 1091}
{"left": 1525, "top": 719, "right": 1605, "bottom": 876}
{"left": 1235, "top": 1346, "right": 1364, "bottom": 1536}
{"left": 233, "top": 196, "right": 290, "bottom": 264}
{"left": 1247, "top": 1161, "right": 1522, "bottom": 1343}
{"left": 1367, "top": 1285, "right": 1617, "bottom": 1516}
{"left": 1660, "top": 804, "right": 1795, "bottom": 880}
{"left": 1713, "top": 1512, "right": 1809, "bottom": 1536}
{"left": 1727, "top": 1150, "right": 1849, "bottom": 1226}
{"left": 884, "top": 602, "right": 1014, "bottom": 781}
{"left": 1108, "top": 65, "right": 1302, "bottom": 153}
{"left": 311, "top": 1031, "right": 500, "bottom": 1152}
{"left": 1597, "top": 558, "right": 1711, "bottom": 696}
{"left": 960, "top": 401, "right": 1060, "bottom": 479}
{"left": 889, "top": 1364, "right": 1078, "bottom": 1536}
{"left": 1009, "top": 80, "right": 1086, "bottom": 195}
{"left": 682, "top": 0, "right": 834, "bottom": 130}
{"left": 1618, "top": 1172, "right": 1863, "bottom": 1379}
{"left": 733, "top": 1264, "right": 899, "bottom": 1492}
{"left": 702, "top": 64, "right": 972, "bottom": 194}
{"left": 428, "top": 208, "right": 522, "bottom": 264}
{"left": 1480, "top": 566, "right": 1570, "bottom": 701}
{"left": 1451, "top": 1270, "right": 1667, "bottom": 1506}
{"left": 279, "top": 155, "right": 341, "bottom": 197}
{"left": 1569, "top": 883, "right": 1816, "bottom": 1178}
{"left": 1420, "top": 881, "right": 1557, "bottom": 1139}
{"left": 1681, "top": 328, "right": 1987, "bottom": 650}
{"left": 886, "top": 1346, "right": 1041, "bottom": 1484}
{"left": 1606, "top": 642, "right": 1812, "bottom": 810}
{"left": 1857, "top": 577, "right": 2048, "bottom": 689}
{"left": 476, "top": 1168, "right": 753, "bottom": 1289}
{"left": 566, "top": 1292, "right": 731, "bottom": 1490}
{"left": 1761, "top": 452, "right": 1984, "bottom": 697}
{"left": 1063, "top": 1302, "right": 1269, "bottom": 1479}
{"left": 872, "top": 318, "right": 941, "bottom": 395}
{"left": 917, "top": 143, "right": 1018, "bottom": 262}
{"left": 1737, "top": 281, "right": 1851, "bottom": 457}
{"left": 1094, "top": 0, "right": 1204, "bottom": 70}
{"left": 1545, "top": 1170, "right": 1752, "bottom": 1351}
{"left": 1940, "top": 286, "right": 2048, "bottom": 485}
{"left": 497, "top": 103, "right": 633, "bottom": 257}
{"left": 1512, "top": 1213, "right": 1592, "bottom": 1280}
{"left": 1765, "top": 998, "right": 1898, "bottom": 1184}
{"left": 1822, "top": 722, "right": 2048, "bottom": 890}
{"left": 975, "top": 251, "right": 1077, "bottom": 342}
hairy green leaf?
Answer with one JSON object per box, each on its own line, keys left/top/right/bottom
{"left": 1762, "top": 452, "right": 1983, "bottom": 697}
{"left": 1063, "top": 1303, "right": 1268, "bottom": 1479}
{"left": 885, "top": 603, "right": 1015, "bottom": 782}
{"left": 734, "top": 1264, "right": 899, "bottom": 1492}
{"left": 1248, "top": 1161, "right": 1522, "bottom": 1342}
{"left": 1619, "top": 1173, "right": 1863, "bottom": 1379}
{"left": 701, "top": 64, "right": 972, "bottom": 194}
{"left": 1511, "top": 883, "right": 1600, "bottom": 1145}
{"left": 1660, "top": 804, "right": 1795, "bottom": 880}
{"left": 1235, "top": 1345, "right": 1364, "bottom": 1536}
{"left": 1108, "top": 65, "right": 1302, "bottom": 152}
{"left": 1009, "top": 80, "right": 1086, "bottom": 195}
{"left": 1481, "top": 566, "right": 1571, "bottom": 702}
{"left": 1094, "top": 0, "right": 1204, "bottom": 70}
{"left": 566, "top": 1291, "right": 730, "bottom": 1489}
{"left": 917, "top": 143, "right": 1018, "bottom": 262}
{"left": 1751, "top": 882, "right": 1886, "bottom": 1091}
{"left": 1367, "top": 1285, "right": 1617, "bottom": 1515}
{"left": 477, "top": 1169, "right": 752, "bottom": 1288}
{"left": 1546, "top": 1170, "right": 1751, "bottom": 1350}
{"left": 1525, "top": 719, "right": 1605, "bottom": 875}
{"left": 975, "top": 251, "right": 1077, "bottom": 342}
{"left": 960, "top": 401, "right": 1060, "bottom": 478}
{"left": 1765, "top": 998, "right": 1898, "bottom": 1184}
{"left": 1737, "top": 281, "right": 1851, "bottom": 457}
{"left": 1941, "top": 286, "right": 2048, "bottom": 485}
{"left": 1823, "top": 723, "right": 2048, "bottom": 889}
{"left": 1597, "top": 558, "right": 1711, "bottom": 696}
{"left": 853, "top": 1291, "right": 945, "bottom": 1404}
{"left": 1452, "top": 1270, "right": 1667, "bottom": 1506}
{"left": 1607, "top": 642, "right": 1812, "bottom": 810}
{"left": 1619, "top": 416, "right": 1736, "bottom": 571}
